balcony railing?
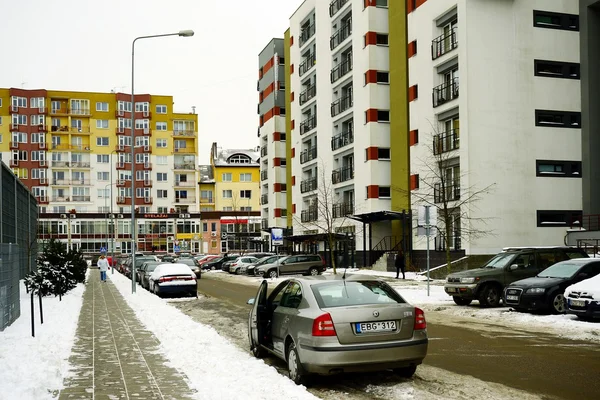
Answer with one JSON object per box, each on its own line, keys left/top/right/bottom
{"left": 174, "top": 180, "right": 196, "bottom": 187}
{"left": 260, "top": 146, "right": 268, "bottom": 157}
{"left": 434, "top": 182, "right": 461, "bottom": 203}
{"left": 51, "top": 161, "right": 70, "bottom": 168}
{"left": 433, "top": 78, "right": 459, "bottom": 108}
{"left": 300, "top": 114, "right": 317, "bottom": 135}
{"left": 200, "top": 197, "right": 214, "bottom": 204}
{"left": 301, "top": 207, "right": 318, "bottom": 223}
{"left": 174, "top": 147, "right": 195, "bottom": 154}
{"left": 261, "top": 194, "right": 269, "bottom": 205}
{"left": 261, "top": 170, "right": 268, "bottom": 181}
{"left": 175, "top": 197, "right": 196, "bottom": 204}
{"left": 329, "top": 0, "right": 350, "bottom": 17}
{"left": 300, "top": 23, "right": 315, "bottom": 47}
{"left": 330, "top": 56, "right": 352, "bottom": 83}
{"left": 332, "top": 202, "right": 354, "bottom": 218}
{"left": 332, "top": 166, "right": 354, "bottom": 184}
{"left": 300, "top": 177, "right": 318, "bottom": 193}
{"left": 331, "top": 128, "right": 354, "bottom": 151}
{"left": 70, "top": 162, "right": 91, "bottom": 168}
{"left": 50, "top": 125, "right": 70, "bottom": 132}
{"left": 300, "top": 146, "right": 317, "bottom": 164}
{"left": 432, "top": 28, "right": 458, "bottom": 60}
{"left": 70, "top": 126, "right": 91, "bottom": 133}
{"left": 330, "top": 18, "right": 352, "bottom": 50}
{"left": 70, "top": 108, "right": 91, "bottom": 116}
{"left": 433, "top": 128, "right": 460, "bottom": 155}
{"left": 174, "top": 163, "right": 195, "bottom": 170}
{"left": 71, "top": 195, "right": 91, "bottom": 202}
{"left": 299, "top": 84, "right": 317, "bottom": 105}
{"left": 330, "top": 93, "right": 353, "bottom": 117}
{"left": 173, "top": 130, "right": 196, "bottom": 137}
{"left": 299, "top": 52, "right": 316, "bottom": 76}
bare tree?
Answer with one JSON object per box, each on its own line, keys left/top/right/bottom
{"left": 395, "top": 124, "right": 496, "bottom": 273}
{"left": 294, "top": 163, "right": 358, "bottom": 275}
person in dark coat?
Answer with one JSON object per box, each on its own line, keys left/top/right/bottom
{"left": 395, "top": 250, "right": 405, "bottom": 279}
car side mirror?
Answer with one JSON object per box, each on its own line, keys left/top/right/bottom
{"left": 247, "top": 298, "right": 255, "bottom": 305}
{"left": 509, "top": 264, "right": 519, "bottom": 271}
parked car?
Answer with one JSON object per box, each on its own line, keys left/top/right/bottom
{"left": 565, "top": 266, "right": 600, "bottom": 320}
{"left": 504, "top": 258, "right": 600, "bottom": 314}
{"left": 254, "top": 254, "right": 326, "bottom": 279}
{"left": 138, "top": 261, "right": 162, "bottom": 288}
{"left": 148, "top": 263, "right": 197, "bottom": 298}
{"left": 177, "top": 258, "right": 202, "bottom": 279}
{"left": 247, "top": 275, "right": 428, "bottom": 384}
{"left": 246, "top": 255, "right": 287, "bottom": 275}
{"left": 199, "top": 255, "right": 221, "bottom": 270}
{"left": 229, "top": 256, "right": 259, "bottom": 275}
{"left": 207, "top": 254, "right": 240, "bottom": 271}
{"left": 160, "top": 254, "right": 176, "bottom": 263}
{"left": 444, "top": 246, "right": 589, "bottom": 307}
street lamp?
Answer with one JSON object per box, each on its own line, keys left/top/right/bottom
{"left": 104, "top": 182, "right": 117, "bottom": 273}
{"left": 131, "top": 29, "right": 194, "bottom": 293}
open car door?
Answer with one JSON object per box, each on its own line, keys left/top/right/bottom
{"left": 249, "top": 280, "right": 269, "bottom": 356}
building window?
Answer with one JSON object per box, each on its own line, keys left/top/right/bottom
{"left": 222, "top": 173, "right": 232, "bottom": 182}
{"left": 376, "top": 34, "right": 389, "bottom": 45}
{"left": 223, "top": 207, "right": 233, "bottom": 211}
{"left": 240, "top": 190, "right": 252, "bottom": 198}
{"left": 376, "top": 0, "right": 388, "bottom": 7}
{"left": 211, "top": 222, "right": 217, "bottom": 231}
{"left": 96, "top": 102, "right": 109, "bottom": 112}
{"left": 96, "top": 137, "right": 109, "bottom": 146}
{"left": 11, "top": 96, "right": 27, "bottom": 108}
{"left": 240, "top": 173, "right": 252, "bottom": 182}
{"left": 535, "top": 110, "right": 581, "bottom": 128}
{"left": 534, "top": 60, "right": 580, "bottom": 80}
{"left": 97, "top": 155, "right": 109, "bottom": 163}
{"left": 156, "top": 105, "right": 167, "bottom": 114}
{"left": 367, "top": 110, "right": 390, "bottom": 123}
{"left": 280, "top": 132, "right": 287, "bottom": 141}
{"left": 96, "top": 120, "right": 109, "bottom": 129}
{"left": 157, "top": 172, "right": 167, "bottom": 181}
{"left": 536, "top": 160, "right": 582, "bottom": 178}
{"left": 376, "top": 72, "right": 389, "bottom": 84}
{"left": 379, "top": 186, "right": 391, "bottom": 198}
{"left": 156, "top": 138, "right": 167, "bottom": 148}
{"left": 156, "top": 156, "right": 168, "bottom": 165}
{"left": 533, "top": 10, "right": 579, "bottom": 31}
{"left": 228, "top": 154, "right": 252, "bottom": 164}
{"left": 157, "top": 190, "right": 168, "bottom": 198}
{"left": 378, "top": 148, "right": 391, "bottom": 159}
{"left": 537, "top": 210, "right": 582, "bottom": 227}
{"left": 223, "top": 190, "right": 232, "bottom": 198}
{"left": 97, "top": 172, "right": 109, "bottom": 181}
{"left": 0, "top": 116, "right": 2, "bottom": 125}
{"left": 157, "top": 207, "right": 168, "bottom": 213}
{"left": 156, "top": 122, "right": 167, "bottom": 131}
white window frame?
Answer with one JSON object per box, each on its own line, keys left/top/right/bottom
{"left": 240, "top": 173, "right": 252, "bottom": 182}
{"left": 96, "top": 137, "right": 109, "bottom": 146}
{"left": 96, "top": 102, "right": 109, "bottom": 112}
{"left": 156, "top": 138, "right": 167, "bottom": 148}
{"left": 222, "top": 173, "right": 232, "bottom": 182}
{"left": 223, "top": 190, "right": 233, "bottom": 198}
{"left": 156, "top": 105, "right": 167, "bottom": 114}
{"left": 96, "top": 119, "right": 109, "bottom": 129}
{"left": 156, "top": 122, "right": 167, "bottom": 131}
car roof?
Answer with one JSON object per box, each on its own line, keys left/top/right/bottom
{"left": 502, "top": 246, "right": 584, "bottom": 251}
{"left": 277, "top": 274, "right": 383, "bottom": 287}
{"left": 155, "top": 263, "right": 194, "bottom": 274}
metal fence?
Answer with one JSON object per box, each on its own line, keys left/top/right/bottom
{"left": 0, "top": 244, "right": 21, "bottom": 331}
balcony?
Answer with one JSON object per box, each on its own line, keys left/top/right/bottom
{"left": 115, "top": 145, "right": 129, "bottom": 153}
{"left": 299, "top": 84, "right": 316, "bottom": 106}
{"left": 299, "top": 52, "right": 316, "bottom": 77}
{"left": 144, "top": 197, "right": 153, "bottom": 204}
{"left": 38, "top": 142, "right": 47, "bottom": 150}
{"left": 174, "top": 163, "right": 195, "bottom": 170}
{"left": 329, "top": 0, "right": 350, "bottom": 17}
{"left": 38, "top": 124, "right": 48, "bottom": 132}
{"left": 70, "top": 108, "right": 91, "bottom": 116}
{"left": 200, "top": 197, "right": 214, "bottom": 204}
{"left": 70, "top": 162, "right": 91, "bottom": 168}
{"left": 173, "top": 130, "right": 196, "bottom": 137}
{"left": 141, "top": 162, "right": 152, "bottom": 170}
{"left": 261, "top": 170, "right": 268, "bottom": 181}
{"left": 333, "top": 202, "right": 354, "bottom": 218}
{"left": 174, "top": 147, "right": 195, "bottom": 154}
{"left": 330, "top": 18, "right": 352, "bottom": 50}
{"left": 330, "top": 93, "right": 353, "bottom": 117}
{"left": 9, "top": 141, "right": 19, "bottom": 149}
{"left": 50, "top": 108, "right": 69, "bottom": 116}
{"left": 71, "top": 196, "right": 91, "bottom": 202}
{"left": 70, "top": 126, "right": 91, "bottom": 134}
{"left": 300, "top": 146, "right": 317, "bottom": 164}
{"left": 116, "top": 179, "right": 129, "bottom": 187}
{"left": 260, "top": 146, "right": 268, "bottom": 157}
{"left": 332, "top": 166, "right": 354, "bottom": 184}
{"left": 433, "top": 129, "right": 460, "bottom": 155}
{"left": 432, "top": 28, "right": 458, "bottom": 60}
{"left": 331, "top": 129, "right": 354, "bottom": 151}
{"left": 116, "top": 196, "right": 129, "bottom": 205}
{"left": 175, "top": 180, "right": 196, "bottom": 187}
{"left": 51, "top": 196, "right": 70, "bottom": 202}
{"left": 300, "top": 177, "right": 318, "bottom": 193}
{"left": 330, "top": 56, "right": 352, "bottom": 84}
{"left": 301, "top": 207, "right": 318, "bottom": 223}
{"left": 143, "top": 179, "right": 153, "bottom": 187}
{"left": 36, "top": 196, "right": 49, "bottom": 204}
{"left": 116, "top": 162, "right": 130, "bottom": 170}
{"left": 300, "top": 115, "right": 317, "bottom": 135}
{"left": 50, "top": 125, "right": 70, "bottom": 132}
{"left": 433, "top": 78, "right": 459, "bottom": 108}
{"left": 261, "top": 194, "right": 269, "bottom": 205}
{"left": 175, "top": 197, "right": 196, "bottom": 204}
{"left": 434, "top": 182, "right": 461, "bottom": 203}
{"left": 299, "top": 23, "right": 315, "bottom": 47}
{"left": 51, "top": 161, "right": 70, "bottom": 168}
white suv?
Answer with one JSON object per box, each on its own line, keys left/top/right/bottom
{"left": 565, "top": 273, "right": 600, "bottom": 320}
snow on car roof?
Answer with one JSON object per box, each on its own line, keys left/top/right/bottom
{"left": 565, "top": 268, "right": 600, "bottom": 294}
{"left": 155, "top": 263, "right": 195, "bottom": 275}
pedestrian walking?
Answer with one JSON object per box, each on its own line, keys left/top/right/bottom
{"left": 395, "top": 250, "right": 405, "bottom": 279}
{"left": 98, "top": 254, "right": 109, "bottom": 282}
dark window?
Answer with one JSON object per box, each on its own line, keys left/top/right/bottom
{"left": 377, "top": 110, "right": 390, "bottom": 122}
{"left": 378, "top": 148, "right": 391, "bottom": 159}
{"left": 280, "top": 132, "right": 287, "bottom": 141}
{"left": 378, "top": 186, "right": 391, "bottom": 198}
{"left": 535, "top": 110, "right": 581, "bottom": 128}
{"left": 376, "top": 72, "right": 390, "bottom": 83}
{"left": 533, "top": 10, "right": 579, "bottom": 31}
{"left": 376, "top": 34, "right": 389, "bottom": 45}
{"left": 534, "top": 60, "right": 580, "bottom": 79}
{"left": 536, "top": 160, "right": 581, "bottom": 178}
{"left": 537, "top": 210, "right": 582, "bottom": 227}
{"left": 279, "top": 107, "right": 286, "bottom": 116}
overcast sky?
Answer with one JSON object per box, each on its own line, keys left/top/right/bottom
{"left": 1, "top": 0, "right": 300, "bottom": 164}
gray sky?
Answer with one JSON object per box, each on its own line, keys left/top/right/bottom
{"left": 1, "top": 0, "right": 299, "bottom": 164}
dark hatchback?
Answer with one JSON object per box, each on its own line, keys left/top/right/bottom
{"left": 504, "top": 258, "right": 600, "bottom": 314}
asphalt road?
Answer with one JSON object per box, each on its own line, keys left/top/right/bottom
{"left": 194, "top": 274, "right": 600, "bottom": 400}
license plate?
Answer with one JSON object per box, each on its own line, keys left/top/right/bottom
{"left": 570, "top": 299, "right": 585, "bottom": 307}
{"left": 506, "top": 295, "right": 519, "bottom": 301}
{"left": 355, "top": 320, "right": 397, "bottom": 333}
{"left": 446, "top": 287, "right": 457, "bottom": 293}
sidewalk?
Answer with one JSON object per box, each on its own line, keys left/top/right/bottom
{"left": 59, "top": 269, "right": 196, "bottom": 400}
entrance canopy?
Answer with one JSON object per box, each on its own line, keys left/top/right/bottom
{"left": 347, "top": 210, "right": 408, "bottom": 224}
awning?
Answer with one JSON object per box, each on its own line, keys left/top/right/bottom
{"left": 347, "top": 210, "right": 409, "bottom": 224}
{"left": 284, "top": 232, "right": 354, "bottom": 243}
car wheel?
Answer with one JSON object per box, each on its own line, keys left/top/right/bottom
{"left": 211, "top": 265, "right": 216, "bottom": 270}
{"left": 287, "top": 342, "right": 307, "bottom": 385}
{"left": 549, "top": 292, "right": 566, "bottom": 314}
{"left": 308, "top": 267, "right": 319, "bottom": 276}
{"left": 394, "top": 365, "right": 417, "bottom": 378}
{"left": 268, "top": 269, "right": 278, "bottom": 279}
{"left": 452, "top": 296, "right": 472, "bottom": 306}
{"left": 479, "top": 285, "right": 501, "bottom": 307}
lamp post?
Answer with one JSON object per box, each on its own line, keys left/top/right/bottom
{"left": 104, "top": 182, "right": 117, "bottom": 273}
{"left": 130, "top": 29, "right": 194, "bottom": 293}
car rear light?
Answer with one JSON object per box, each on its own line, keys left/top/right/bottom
{"left": 414, "top": 307, "right": 426, "bottom": 330}
{"left": 312, "top": 313, "right": 337, "bottom": 336}
{"left": 232, "top": 263, "right": 237, "bottom": 266}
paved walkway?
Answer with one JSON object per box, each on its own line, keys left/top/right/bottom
{"left": 59, "top": 269, "right": 196, "bottom": 400}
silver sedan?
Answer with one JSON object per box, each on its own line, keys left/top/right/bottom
{"left": 247, "top": 274, "right": 428, "bottom": 384}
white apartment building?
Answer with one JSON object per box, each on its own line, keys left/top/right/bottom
{"left": 408, "top": 0, "right": 582, "bottom": 254}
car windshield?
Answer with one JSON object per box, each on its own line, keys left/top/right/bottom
{"left": 483, "top": 253, "right": 516, "bottom": 269}
{"left": 538, "top": 262, "right": 582, "bottom": 278}
{"left": 311, "top": 281, "right": 406, "bottom": 308}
